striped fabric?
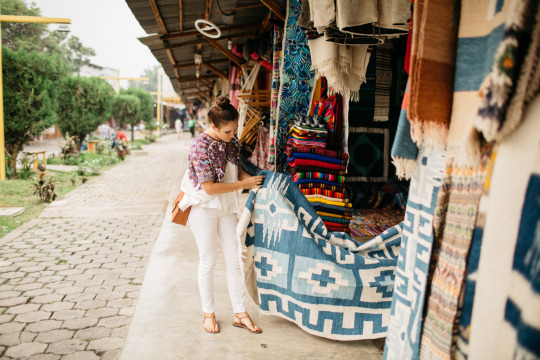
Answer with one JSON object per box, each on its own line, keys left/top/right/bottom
{"left": 293, "top": 172, "right": 345, "bottom": 183}
{"left": 268, "top": 25, "right": 283, "bottom": 167}
{"left": 374, "top": 43, "right": 393, "bottom": 122}
{"left": 300, "top": 188, "right": 347, "bottom": 199}
{"left": 408, "top": 0, "right": 459, "bottom": 149}
{"left": 286, "top": 146, "right": 349, "bottom": 160}
{"left": 298, "top": 182, "right": 346, "bottom": 193}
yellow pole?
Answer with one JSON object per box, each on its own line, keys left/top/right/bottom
{"left": 116, "top": 69, "right": 120, "bottom": 94}
{"left": 0, "top": 24, "right": 5, "bottom": 180}
{"left": 0, "top": 14, "right": 71, "bottom": 180}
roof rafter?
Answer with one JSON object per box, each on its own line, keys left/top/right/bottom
{"left": 259, "top": 0, "right": 285, "bottom": 22}
{"left": 202, "top": 62, "right": 228, "bottom": 80}
{"left": 205, "top": 37, "right": 245, "bottom": 67}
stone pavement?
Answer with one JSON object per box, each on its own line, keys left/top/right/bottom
{"left": 0, "top": 134, "right": 187, "bottom": 359}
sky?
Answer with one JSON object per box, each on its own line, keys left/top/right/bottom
{"left": 34, "top": 0, "right": 173, "bottom": 91}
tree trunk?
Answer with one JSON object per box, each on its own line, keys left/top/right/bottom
{"left": 5, "top": 143, "right": 20, "bottom": 178}
{"left": 131, "top": 126, "right": 135, "bottom": 142}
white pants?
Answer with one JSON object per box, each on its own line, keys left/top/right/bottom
{"left": 188, "top": 206, "right": 246, "bottom": 314}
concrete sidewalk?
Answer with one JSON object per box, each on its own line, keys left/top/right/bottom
{"left": 120, "top": 144, "right": 384, "bottom": 359}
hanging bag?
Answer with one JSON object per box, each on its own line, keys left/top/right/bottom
{"left": 172, "top": 191, "right": 191, "bottom": 226}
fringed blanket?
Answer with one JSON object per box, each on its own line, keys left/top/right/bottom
{"left": 237, "top": 170, "right": 402, "bottom": 340}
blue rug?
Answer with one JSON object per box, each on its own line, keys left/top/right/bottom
{"left": 238, "top": 170, "right": 402, "bottom": 340}
{"left": 383, "top": 147, "right": 446, "bottom": 360}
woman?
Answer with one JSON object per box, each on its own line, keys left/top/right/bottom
{"left": 179, "top": 96, "right": 265, "bottom": 334}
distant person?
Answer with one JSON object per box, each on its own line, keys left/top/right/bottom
{"left": 114, "top": 129, "right": 129, "bottom": 160}
{"left": 188, "top": 118, "right": 197, "bottom": 138}
{"left": 175, "top": 119, "right": 183, "bottom": 138}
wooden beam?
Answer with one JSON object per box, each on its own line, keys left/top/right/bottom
{"left": 178, "top": 0, "right": 183, "bottom": 32}
{"left": 205, "top": 37, "right": 245, "bottom": 67}
{"left": 259, "top": 0, "right": 285, "bottom": 22}
{"left": 148, "top": 0, "right": 167, "bottom": 34}
{"left": 204, "top": 0, "right": 212, "bottom": 20}
{"left": 164, "top": 32, "right": 255, "bottom": 50}
{"left": 178, "top": 75, "right": 218, "bottom": 83}
{"left": 161, "top": 24, "right": 257, "bottom": 40}
{"left": 174, "top": 59, "right": 228, "bottom": 69}
{"left": 196, "top": 3, "right": 265, "bottom": 15}
{"left": 202, "top": 63, "right": 228, "bottom": 80}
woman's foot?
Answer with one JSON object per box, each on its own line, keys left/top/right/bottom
{"left": 233, "top": 312, "right": 262, "bottom": 333}
{"left": 203, "top": 313, "right": 220, "bottom": 333}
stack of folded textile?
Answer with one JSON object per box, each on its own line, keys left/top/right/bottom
{"left": 286, "top": 115, "right": 328, "bottom": 148}
{"left": 287, "top": 146, "right": 351, "bottom": 232}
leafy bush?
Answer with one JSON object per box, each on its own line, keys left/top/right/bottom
{"left": 33, "top": 173, "right": 57, "bottom": 203}
{"left": 56, "top": 77, "right": 115, "bottom": 150}
{"left": 3, "top": 46, "right": 69, "bottom": 177}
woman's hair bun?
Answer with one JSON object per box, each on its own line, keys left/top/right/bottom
{"left": 216, "top": 95, "right": 230, "bottom": 109}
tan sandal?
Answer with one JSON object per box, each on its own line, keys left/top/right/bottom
{"left": 203, "top": 313, "right": 220, "bottom": 333}
{"left": 233, "top": 313, "right": 262, "bottom": 334}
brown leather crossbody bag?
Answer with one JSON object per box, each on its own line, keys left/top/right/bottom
{"left": 172, "top": 191, "right": 191, "bottom": 226}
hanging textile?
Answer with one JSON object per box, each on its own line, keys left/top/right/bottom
{"left": 407, "top": 0, "right": 459, "bottom": 149}
{"left": 391, "top": 81, "right": 418, "bottom": 180}
{"left": 471, "top": 0, "right": 540, "bottom": 156}
{"left": 275, "top": 0, "right": 316, "bottom": 173}
{"left": 374, "top": 43, "right": 393, "bottom": 122}
{"left": 248, "top": 124, "right": 270, "bottom": 170}
{"left": 466, "top": 95, "right": 540, "bottom": 360}
{"left": 383, "top": 147, "right": 445, "bottom": 360}
{"left": 307, "top": 38, "right": 371, "bottom": 99}
{"left": 237, "top": 170, "right": 402, "bottom": 340}
{"left": 346, "top": 127, "right": 390, "bottom": 182}
{"left": 268, "top": 25, "right": 283, "bottom": 167}
{"left": 334, "top": 0, "right": 409, "bottom": 35}
{"left": 349, "top": 50, "right": 377, "bottom": 127}
{"left": 453, "top": 149, "right": 498, "bottom": 360}
{"left": 418, "top": 1, "right": 540, "bottom": 359}
{"left": 228, "top": 64, "right": 242, "bottom": 109}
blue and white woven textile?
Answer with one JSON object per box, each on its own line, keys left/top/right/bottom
{"left": 237, "top": 170, "right": 402, "bottom": 340}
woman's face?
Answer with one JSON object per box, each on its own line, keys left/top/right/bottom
{"left": 214, "top": 119, "right": 238, "bottom": 143}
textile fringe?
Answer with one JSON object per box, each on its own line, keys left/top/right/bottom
{"left": 391, "top": 156, "right": 416, "bottom": 180}
{"left": 374, "top": 115, "right": 389, "bottom": 122}
{"left": 474, "top": 2, "right": 540, "bottom": 144}
{"left": 350, "top": 90, "right": 360, "bottom": 102}
{"left": 410, "top": 119, "right": 449, "bottom": 150}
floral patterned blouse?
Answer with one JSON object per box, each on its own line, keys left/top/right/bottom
{"left": 188, "top": 132, "right": 240, "bottom": 190}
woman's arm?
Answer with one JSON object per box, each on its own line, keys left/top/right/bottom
{"left": 201, "top": 174, "right": 265, "bottom": 195}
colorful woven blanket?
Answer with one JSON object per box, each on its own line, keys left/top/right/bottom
{"left": 237, "top": 170, "right": 403, "bottom": 340}
{"left": 293, "top": 172, "right": 345, "bottom": 183}
{"left": 275, "top": 0, "right": 315, "bottom": 172}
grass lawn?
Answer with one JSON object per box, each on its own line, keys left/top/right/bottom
{"left": 1, "top": 150, "right": 122, "bottom": 239}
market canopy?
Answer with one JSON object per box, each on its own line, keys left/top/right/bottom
{"left": 125, "top": 0, "right": 283, "bottom": 105}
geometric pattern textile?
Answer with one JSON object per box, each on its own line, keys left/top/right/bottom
{"left": 275, "top": 0, "right": 315, "bottom": 173}
{"left": 347, "top": 127, "right": 390, "bottom": 182}
{"left": 383, "top": 147, "right": 446, "bottom": 360}
{"left": 237, "top": 170, "right": 403, "bottom": 340}
{"left": 503, "top": 160, "right": 540, "bottom": 360}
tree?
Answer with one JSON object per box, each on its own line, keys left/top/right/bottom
{"left": 128, "top": 65, "right": 158, "bottom": 93}
{"left": 3, "top": 46, "right": 69, "bottom": 176}
{"left": 112, "top": 95, "right": 141, "bottom": 141}
{"left": 56, "top": 76, "right": 115, "bottom": 150}
{"left": 0, "top": 0, "right": 46, "bottom": 51}
{"left": 120, "top": 88, "right": 154, "bottom": 127}
{"left": 42, "top": 31, "right": 96, "bottom": 74}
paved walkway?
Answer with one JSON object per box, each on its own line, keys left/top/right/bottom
{"left": 1, "top": 133, "right": 384, "bottom": 359}
{"left": 0, "top": 134, "right": 186, "bottom": 359}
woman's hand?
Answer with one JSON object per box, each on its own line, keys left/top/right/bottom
{"left": 240, "top": 175, "right": 265, "bottom": 190}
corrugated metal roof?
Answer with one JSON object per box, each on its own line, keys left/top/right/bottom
{"left": 125, "top": 0, "right": 271, "bottom": 104}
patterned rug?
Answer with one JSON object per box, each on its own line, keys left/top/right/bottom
{"left": 237, "top": 170, "right": 403, "bottom": 340}
{"left": 275, "top": 0, "right": 315, "bottom": 172}
{"left": 383, "top": 147, "right": 446, "bottom": 360}
{"left": 350, "top": 209, "right": 405, "bottom": 237}
{"left": 347, "top": 127, "right": 390, "bottom": 182}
